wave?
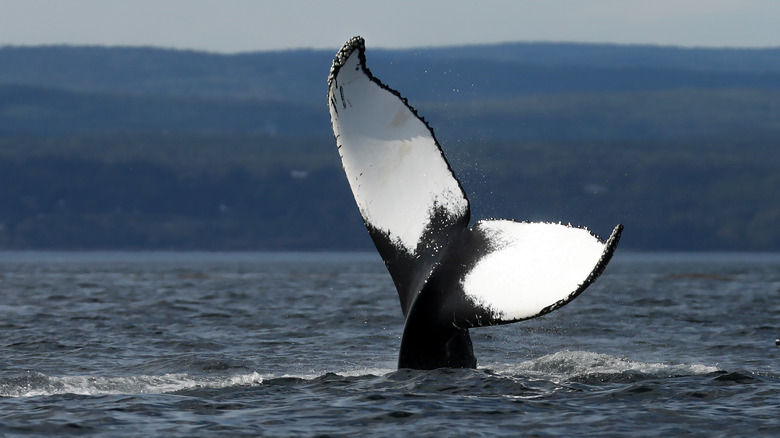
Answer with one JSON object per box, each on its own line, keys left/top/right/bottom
{"left": 488, "top": 350, "right": 720, "bottom": 382}
{"left": 0, "top": 371, "right": 265, "bottom": 398}
{"left": 1, "top": 351, "right": 721, "bottom": 398}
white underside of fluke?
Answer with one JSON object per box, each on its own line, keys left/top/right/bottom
{"left": 461, "top": 221, "right": 606, "bottom": 321}
{"left": 329, "top": 50, "right": 468, "bottom": 254}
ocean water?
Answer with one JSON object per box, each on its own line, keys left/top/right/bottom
{"left": 0, "top": 251, "right": 778, "bottom": 436}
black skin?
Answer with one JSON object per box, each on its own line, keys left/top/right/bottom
{"left": 368, "top": 218, "right": 478, "bottom": 370}
{"left": 397, "top": 283, "right": 477, "bottom": 370}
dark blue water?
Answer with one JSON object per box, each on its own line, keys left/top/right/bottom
{"left": 1, "top": 251, "right": 778, "bottom": 436}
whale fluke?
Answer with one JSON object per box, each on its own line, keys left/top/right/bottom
{"left": 328, "top": 36, "right": 623, "bottom": 370}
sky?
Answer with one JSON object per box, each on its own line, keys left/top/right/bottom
{"left": 1, "top": 0, "right": 780, "bottom": 53}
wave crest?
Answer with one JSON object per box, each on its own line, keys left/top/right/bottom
{"left": 1, "top": 371, "right": 264, "bottom": 398}
{"left": 490, "top": 350, "right": 720, "bottom": 382}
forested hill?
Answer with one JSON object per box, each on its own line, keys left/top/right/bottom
{"left": 0, "top": 42, "right": 779, "bottom": 251}
{"left": 3, "top": 43, "right": 780, "bottom": 102}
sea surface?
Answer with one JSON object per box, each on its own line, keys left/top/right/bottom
{"left": 0, "top": 251, "right": 778, "bottom": 436}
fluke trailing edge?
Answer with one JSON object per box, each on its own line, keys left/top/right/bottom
{"left": 327, "top": 36, "right": 623, "bottom": 370}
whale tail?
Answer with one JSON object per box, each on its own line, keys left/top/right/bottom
{"left": 328, "top": 36, "right": 623, "bottom": 370}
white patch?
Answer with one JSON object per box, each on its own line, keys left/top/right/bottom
{"left": 329, "top": 50, "right": 468, "bottom": 254}
{"left": 461, "top": 221, "right": 605, "bottom": 321}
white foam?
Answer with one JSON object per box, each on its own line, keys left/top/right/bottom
{"left": 462, "top": 221, "right": 605, "bottom": 321}
{"left": 0, "top": 369, "right": 401, "bottom": 398}
{"left": 338, "top": 367, "right": 395, "bottom": 377}
{"left": 488, "top": 350, "right": 720, "bottom": 382}
{"left": 1, "top": 372, "right": 264, "bottom": 398}
{"left": 329, "top": 47, "right": 468, "bottom": 254}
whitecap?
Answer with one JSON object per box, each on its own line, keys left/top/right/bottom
{"left": 0, "top": 371, "right": 265, "bottom": 398}
{"left": 486, "top": 350, "right": 720, "bottom": 382}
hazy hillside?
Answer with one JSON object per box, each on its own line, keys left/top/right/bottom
{"left": 0, "top": 46, "right": 332, "bottom": 102}
{"left": 0, "top": 42, "right": 779, "bottom": 251}
{"left": 3, "top": 43, "right": 780, "bottom": 103}
{"left": 423, "top": 43, "right": 780, "bottom": 73}
{"left": 0, "top": 84, "right": 325, "bottom": 136}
